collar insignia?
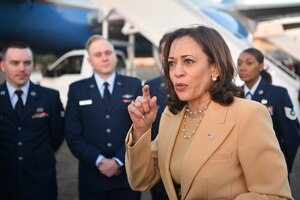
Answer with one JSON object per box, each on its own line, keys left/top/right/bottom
{"left": 31, "top": 91, "right": 36, "bottom": 96}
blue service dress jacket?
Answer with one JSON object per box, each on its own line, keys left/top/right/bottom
{"left": 0, "top": 81, "right": 65, "bottom": 200}
{"left": 243, "top": 78, "right": 300, "bottom": 173}
{"left": 64, "top": 74, "right": 142, "bottom": 193}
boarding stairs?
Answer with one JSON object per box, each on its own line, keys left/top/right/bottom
{"left": 92, "top": 0, "right": 300, "bottom": 118}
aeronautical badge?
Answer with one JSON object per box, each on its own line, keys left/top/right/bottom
{"left": 284, "top": 107, "right": 297, "bottom": 120}
{"left": 36, "top": 107, "right": 44, "bottom": 112}
{"left": 0, "top": 90, "right": 5, "bottom": 95}
{"left": 122, "top": 94, "right": 133, "bottom": 103}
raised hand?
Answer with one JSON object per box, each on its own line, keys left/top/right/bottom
{"left": 128, "top": 85, "right": 158, "bottom": 142}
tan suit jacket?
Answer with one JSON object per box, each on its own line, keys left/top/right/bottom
{"left": 125, "top": 97, "right": 293, "bottom": 200}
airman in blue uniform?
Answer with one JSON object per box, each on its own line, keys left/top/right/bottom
{"left": 0, "top": 42, "right": 64, "bottom": 200}
{"left": 64, "top": 35, "right": 141, "bottom": 200}
{"left": 238, "top": 48, "right": 300, "bottom": 174}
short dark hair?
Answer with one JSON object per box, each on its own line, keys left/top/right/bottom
{"left": 158, "top": 32, "right": 171, "bottom": 53}
{"left": 162, "top": 25, "right": 243, "bottom": 114}
{"left": 1, "top": 41, "right": 33, "bottom": 61}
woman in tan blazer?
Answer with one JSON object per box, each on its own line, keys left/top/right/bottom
{"left": 126, "top": 25, "right": 293, "bottom": 200}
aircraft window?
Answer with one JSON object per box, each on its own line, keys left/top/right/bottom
{"left": 46, "top": 55, "right": 83, "bottom": 77}
{"left": 116, "top": 54, "right": 126, "bottom": 70}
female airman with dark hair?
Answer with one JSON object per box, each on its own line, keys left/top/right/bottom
{"left": 238, "top": 47, "right": 300, "bottom": 175}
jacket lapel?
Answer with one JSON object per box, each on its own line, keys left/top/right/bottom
{"left": 159, "top": 109, "right": 185, "bottom": 199}
{"left": 252, "top": 78, "right": 268, "bottom": 102}
{"left": 107, "top": 74, "right": 127, "bottom": 112}
{"left": 180, "top": 102, "right": 235, "bottom": 199}
{"left": 86, "top": 77, "right": 104, "bottom": 111}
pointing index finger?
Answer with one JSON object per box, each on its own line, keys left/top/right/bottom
{"left": 142, "top": 85, "right": 150, "bottom": 99}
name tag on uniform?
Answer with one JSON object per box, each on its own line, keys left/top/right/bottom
{"left": 79, "top": 99, "right": 92, "bottom": 106}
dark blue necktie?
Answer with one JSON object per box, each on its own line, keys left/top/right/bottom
{"left": 245, "top": 91, "right": 252, "bottom": 100}
{"left": 103, "top": 82, "right": 111, "bottom": 106}
{"left": 15, "top": 90, "right": 24, "bottom": 119}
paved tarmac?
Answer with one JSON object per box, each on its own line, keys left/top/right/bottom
{"left": 55, "top": 66, "right": 300, "bottom": 200}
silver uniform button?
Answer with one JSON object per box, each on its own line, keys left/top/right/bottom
{"left": 18, "top": 142, "right": 23, "bottom": 146}
{"left": 106, "top": 128, "right": 111, "bottom": 133}
{"left": 18, "top": 157, "right": 23, "bottom": 161}
{"left": 17, "top": 127, "right": 22, "bottom": 131}
{"left": 107, "top": 143, "right": 112, "bottom": 147}
{"left": 105, "top": 114, "right": 110, "bottom": 119}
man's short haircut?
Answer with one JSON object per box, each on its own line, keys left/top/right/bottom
{"left": 85, "top": 35, "right": 115, "bottom": 52}
{"left": 1, "top": 41, "right": 32, "bottom": 61}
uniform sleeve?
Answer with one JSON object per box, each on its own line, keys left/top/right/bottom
{"left": 49, "top": 90, "right": 65, "bottom": 152}
{"left": 274, "top": 88, "right": 300, "bottom": 172}
{"left": 236, "top": 103, "right": 293, "bottom": 200}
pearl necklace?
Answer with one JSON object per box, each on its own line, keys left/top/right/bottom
{"left": 182, "top": 105, "right": 209, "bottom": 139}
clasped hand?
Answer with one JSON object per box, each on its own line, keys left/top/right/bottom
{"left": 128, "top": 85, "right": 158, "bottom": 142}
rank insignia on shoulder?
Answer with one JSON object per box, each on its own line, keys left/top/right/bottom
{"left": 284, "top": 107, "right": 297, "bottom": 120}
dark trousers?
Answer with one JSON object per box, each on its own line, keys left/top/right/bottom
{"left": 80, "top": 188, "right": 141, "bottom": 200}
{"left": 150, "top": 181, "right": 168, "bottom": 200}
